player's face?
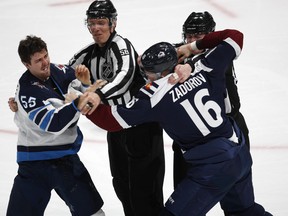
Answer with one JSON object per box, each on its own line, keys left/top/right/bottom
{"left": 87, "top": 18, "right": 114, "bottom": 47}
{"left": 185, "top": 33, "right": 206, "bottom": 43}
{"left": 25, "top": 49, "right": 50, "bottom": 81}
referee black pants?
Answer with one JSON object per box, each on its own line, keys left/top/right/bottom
{"left": 107, "top": 122, "right": 165, "bottom": 216}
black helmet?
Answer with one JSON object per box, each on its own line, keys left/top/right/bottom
{"left": 86, "top": 0, "right": 117, "bottom": 20}
{"left": 141, "top": 42, "right": 177, "bottom": 74}
{"left": 183, "top": 11, "right": 216, "bottom": 35}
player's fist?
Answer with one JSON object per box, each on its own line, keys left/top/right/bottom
{"left": 75, "top": 64, "right": 91, "bottom": 86}
{"left": 8, "top": 97, "right": 18, "bottom": 112}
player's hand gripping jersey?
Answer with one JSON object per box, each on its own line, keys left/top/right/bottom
{"left": 87, "top": 29, "right": 243, "bottom": 151}
{"left": 14, "top": 64, "right": 86, "bottom": 162}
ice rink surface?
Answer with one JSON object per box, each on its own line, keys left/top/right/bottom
{"left": 1, "top": 0, "right": 288, "bottom": 215}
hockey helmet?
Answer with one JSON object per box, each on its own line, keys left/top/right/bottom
{"left": 141, "top": 42, "right": 177, "bottom": 74}
{"left": 86, "top": 0, "right": 117, "bottom": 20}
{"left": 183, "top": 11, "right": 216, "bottom": 35}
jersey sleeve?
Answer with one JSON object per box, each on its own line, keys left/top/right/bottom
{"left": 86, "top": 92, "right": 155, "bottom": 132}
{"left": 85, "top": 75, "right": 171, "bottom": 132}
{"left": 197, "top": 29, "right": 243, "bottom": 58}
{"left": 194, "top": 30, "right": 243, "bottom": 76}
{"left": 86, "top": 104, "right": 123, "bottom": 132}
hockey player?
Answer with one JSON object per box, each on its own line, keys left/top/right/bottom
{"left": 171, "top": 11, "right": 251, "bottom": 189}
{"left": 6, "top": 35, "right": 105, "bottom": 216}
{"left": 77, "top": 29, "right": 272, "bottom": 216}
{"left": 68, "top": 0, "right": 165, "bottom": 215}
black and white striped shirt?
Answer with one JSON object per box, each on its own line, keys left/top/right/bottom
{"left": 69, "top": 31, "right": 145, "bottom": 106}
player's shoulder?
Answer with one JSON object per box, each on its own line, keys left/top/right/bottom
{"left": 19, "top": 70, "right": 37, "bottom": 85}
{"left": 50, "top": 63, "right": 74, "bottom": 73}
{"left": 140, "top": 76, "right": 171, "bottom": 98}
{"left": 18, "top": 75, "right": 48, "bottom": 97}
{"left": 140, "top": 82, "right": 160, "bottom": 98}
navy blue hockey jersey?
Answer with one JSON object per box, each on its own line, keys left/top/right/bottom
{"left": 14, "top": 63, "right": 86, "bottom": 162}
{"left": 87, "top": 30, "right": 243, "bottom": 151}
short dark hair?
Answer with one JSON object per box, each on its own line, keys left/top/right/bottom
{"left": 18, "top": 35, "right": 47, "bottom": 64}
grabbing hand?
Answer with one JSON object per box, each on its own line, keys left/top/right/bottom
{"left": 75, "top": 64, "right": 91, "bottom": 86}
{"left": 86, "top": 80, "right": 108, "bottom": 92}
{"left": 177, "top": 42, "right": 204, "bottom": 63}
{"left": 168, "top": 64, "right": 192, "bottom": 84}
{"left": 8, "top": 97, "right": 18, "bottom": 112}
{"left": 77, "top": 92, "right": 101, "bottom": 115}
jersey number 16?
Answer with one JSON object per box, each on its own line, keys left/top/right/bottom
{"left": 180, "top": 88, "right": 223, "bottom": 136}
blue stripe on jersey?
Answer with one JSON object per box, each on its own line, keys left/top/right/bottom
{"left": 16, "top": 127, "right": 83, "bottom": 162}
{"left": 17, "top": 149, "right": 77, "bottom": 162}
{"left": 28, "top": 104, "right": 50, "bottom": 121}
{"left": 40, "top": 109, "right": 55, "bottom": 130}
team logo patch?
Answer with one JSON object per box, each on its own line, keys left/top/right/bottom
{"left": 31, "top": 81, "right": 48, "bottom": 90}
{"left": 144, "top": 83, "right": 152, "bottom": 90}
{"left": 55, "top": 64, "right": 67, "bottom": 73}
{"left": 141, "top": 82, "right": 159, "bottom": 96}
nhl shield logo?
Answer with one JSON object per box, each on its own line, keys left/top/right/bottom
{"left": 102, "top": 62, "right": 114, "bottom": 81}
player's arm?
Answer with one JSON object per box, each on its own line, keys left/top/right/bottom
{"left": 172, "top": 29, "right": 243, "bottom": 83}
{"left": 87, "top": 104, "right": 123, "bottom": 132}
{"left": 77, "top": 90, "right": 153, "bottom": 132}
{"left": 177, "top": 29, "right": 243, "bottom": 62}
{"left": 76, "top": 91, "right": 122, "bottom": 132}
{"left": 17, "top": 84, "right": 81, "bottom": 135}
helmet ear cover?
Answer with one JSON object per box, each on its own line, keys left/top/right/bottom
{"left": 141, "top": 42, "right": 178, "bottom": 75}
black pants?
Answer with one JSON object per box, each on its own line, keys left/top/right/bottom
{"left": 107, "top": 122, "right": 165, "bottom": 216}
{"left": 173, "top": 111, "right": 250, "bottom": 189}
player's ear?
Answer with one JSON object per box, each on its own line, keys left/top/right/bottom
{"left": 112, "top": 19, "right": 117, "bottom": 27}
{"left": 110, "top": 19, "right": 117, "bottom": 32}
{"left": 22, "top": 62, "right": 29, "bottom": 68}
{"left": 137, "top": 55, "right": 142, "bottom": 65}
